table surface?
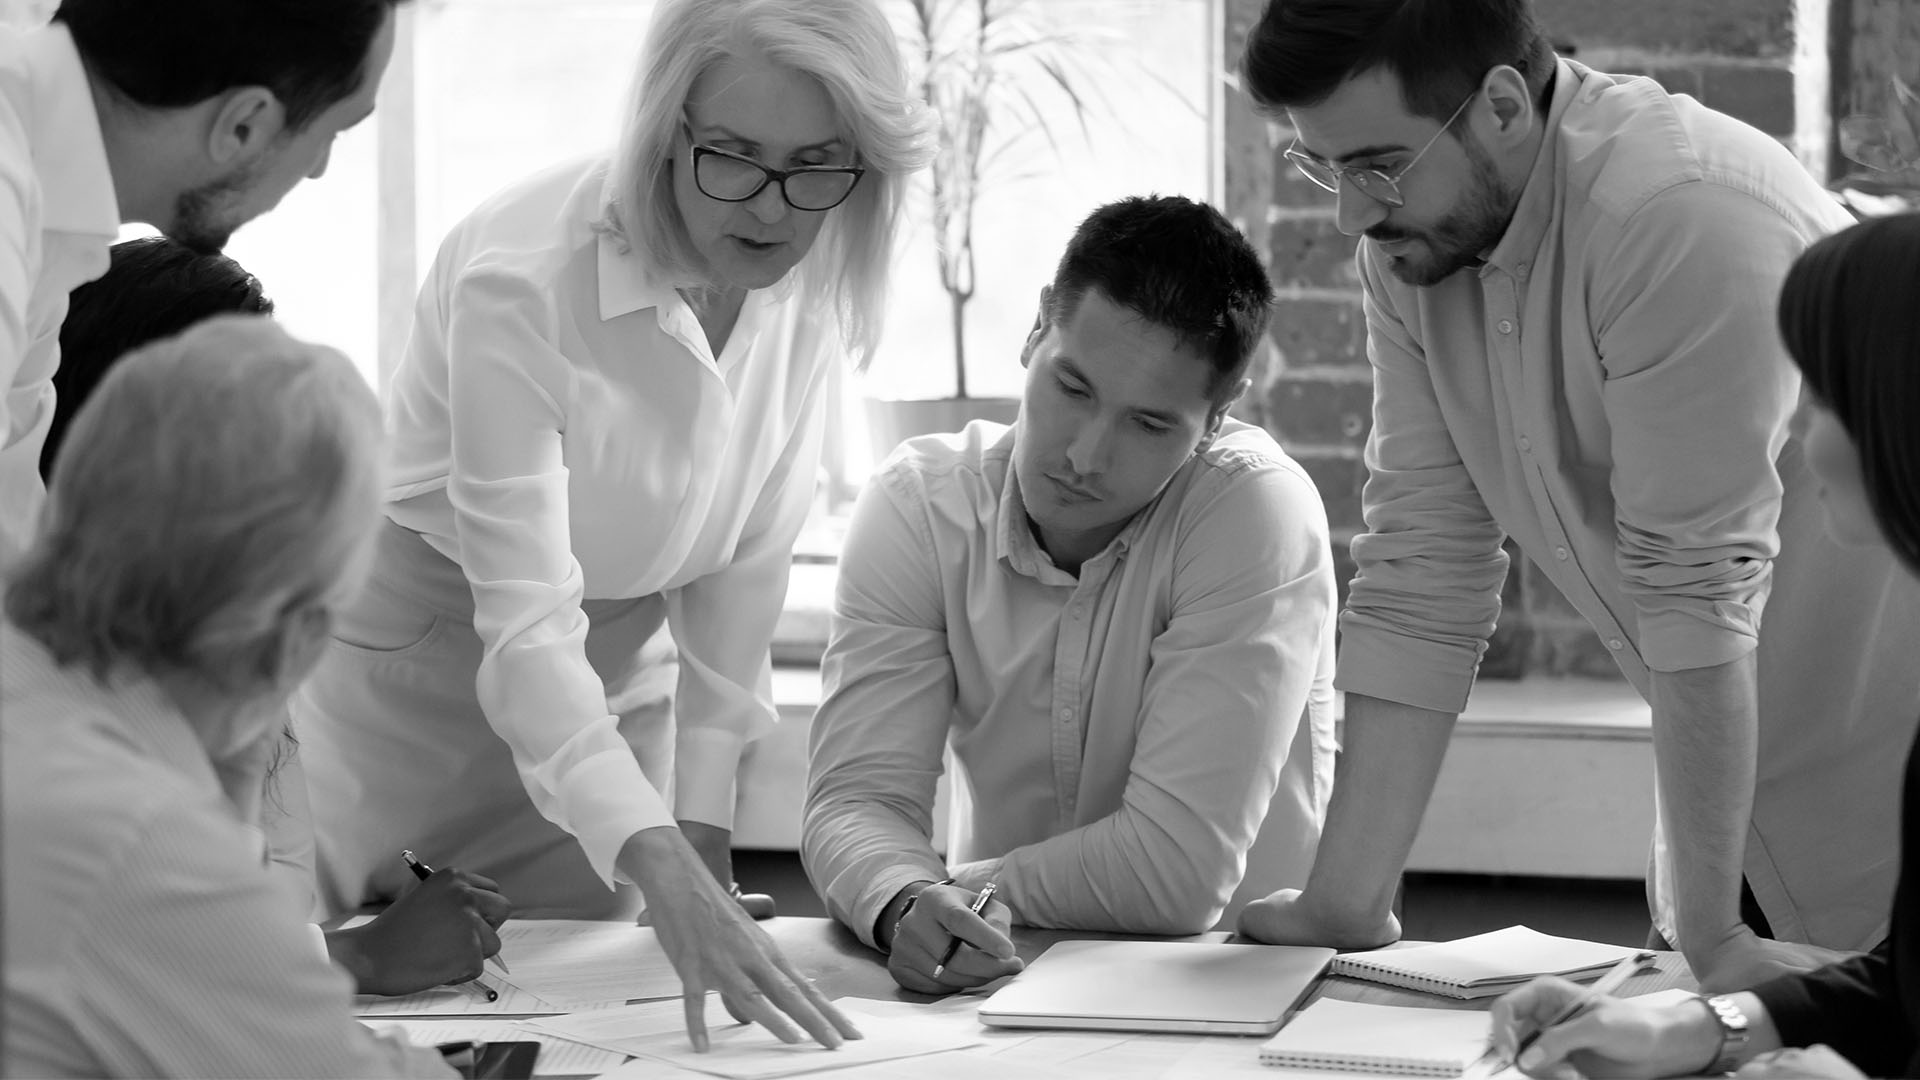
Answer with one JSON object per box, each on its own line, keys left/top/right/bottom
{"left": 758, "top": 915, "right": 1696, "bottom": 1009}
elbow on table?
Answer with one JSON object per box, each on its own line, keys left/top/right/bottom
{"left": 1125, "top": 882, "right": 1230, "bottom": 937}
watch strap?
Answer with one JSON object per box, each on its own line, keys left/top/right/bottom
{"left": 1700, "top": 995, "right": 1751, "bottom": 1074}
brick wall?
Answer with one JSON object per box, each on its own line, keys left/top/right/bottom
{"left": 1222, "top": 0, "right": 1797, "bottom": 680}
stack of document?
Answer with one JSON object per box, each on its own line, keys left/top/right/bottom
{"left": 1328, "top": 926, "right": 1644, "bottom": 999}
{"left": 360, "top": 1018, "right": 627, "bottom": 1077}
{"left": 525, "top": 996, "right": 984, "bottom": 1079}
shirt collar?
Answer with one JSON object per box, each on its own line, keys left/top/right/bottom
{"left": 25, "top": 23, "right": 118, "bottom": 239}
{"left": 991, "top": 424, "right": 1152, "bottom": 583}
{"left": 594, "top": 207, "right": 801, "bottom": 323}
{"left": 1482, "top": 57, "right": 1585, "bottom": 277}
{"left": 1, "top": 621, "right": 217, "bottom": 795}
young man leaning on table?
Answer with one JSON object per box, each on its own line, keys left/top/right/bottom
{"left": 1231, "top": 0, "right": 1920, "bottom": 994}
{"left": 802, "top": 194, "right": 1339, "bottom": 996}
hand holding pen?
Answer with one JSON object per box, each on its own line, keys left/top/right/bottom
{"left": 1488, "top": 950, "right": 1662, "bottom": 1075}
{"left": 390, "top": 850, "right": 513, "bottom": 1001}
{"left": 884, "top": 879, "right": 1022, "bottom": 995}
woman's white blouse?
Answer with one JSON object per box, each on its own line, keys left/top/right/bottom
{"left": 382, "top": 156, "right": 836, "bottom": 885}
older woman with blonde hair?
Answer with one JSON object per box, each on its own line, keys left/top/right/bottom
{"left": 3, "top": 316, "right": 455, "bottom": 1077}
{"left": 291, "top": 0, "right": 931, "bottom": 1049}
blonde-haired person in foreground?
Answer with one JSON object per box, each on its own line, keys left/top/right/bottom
{"left": 1, "top": 316, "right": 455, "bottom": 1078}
{"left": 291, "top": 0, "right": 931, "bottom": 1050}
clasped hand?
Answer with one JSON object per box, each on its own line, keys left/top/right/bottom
{"left": 1235, "top": 887, "right": 1401, "bottom": 949}
{"left": 887, "top": 882, "right": 1022, "bottom": 995}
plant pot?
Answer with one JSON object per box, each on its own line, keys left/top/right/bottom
{"left": 863, "top": 396, "right": 1020, "bottom": 465}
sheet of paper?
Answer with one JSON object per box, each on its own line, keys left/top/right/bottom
{"left": 593, "top": 1047, "right": 1062, "bottom": 1080}
{"left": 488, "top": 919, "right": 684, "bottom": 1008}
{"left": 360, "top": 1017, "right": 628, "bottom": 1077}
{"left": 352, "top": 975, "right": 587, "bottom": 1016}
{"left": 525, "top": 997, "right": 982, "bottom": 1079}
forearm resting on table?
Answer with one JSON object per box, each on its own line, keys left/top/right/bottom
{"left": 1310, "top": 695, "right": 1455, "bottom": 910}
{"left": 1649, "top": 655, "right": 1756, "bottom": 959}
{"left": 1253, "top": 693, "right": 1457, "bottom": 941}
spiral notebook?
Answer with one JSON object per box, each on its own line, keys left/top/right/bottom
{"left": 1258, "top": 999, "right": 1493, "bottom": 1076}
{"left": 1329, "top": 926, "right": 1641, "bottom": 999}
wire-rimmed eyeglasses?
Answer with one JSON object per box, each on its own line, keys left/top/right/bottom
{"left": 684, "top": 126, "right": 865, "bottom": 212}
{"left": 1282, "top": 91, "right": 1476, "bottom": 208}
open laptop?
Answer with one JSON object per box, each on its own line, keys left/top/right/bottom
{"left": 976, "top": 939, "right": 1336, "bottom": 1035}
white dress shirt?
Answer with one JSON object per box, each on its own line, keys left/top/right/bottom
{"left": 0, "top": 621, "right": 453, "bottom": 1078}
{"left": 0, "top": 22, "right": 117, "bottom": 563}
{"left": 382, "top": 156, "right": 836, "bottom": 884}
{"left": 804, "top": 420, "right": 1338, "bottom": 942}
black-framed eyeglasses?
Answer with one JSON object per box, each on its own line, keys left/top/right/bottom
{"left": 1283, "top": 91, "right": 1476, "bottom": 208}
{"left": 683, "top": 126, "right": 865, "bottom": 212}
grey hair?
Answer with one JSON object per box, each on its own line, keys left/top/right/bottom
{"left": 597, "top": 0, "right": 933, "bottom": 366}
{"left": 5, "top": 315, "right": 385, "bottom": 695}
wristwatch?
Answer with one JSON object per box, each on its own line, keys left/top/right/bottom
{"left": 1699, "top": 995, "right": 1751, "bottom": 1074}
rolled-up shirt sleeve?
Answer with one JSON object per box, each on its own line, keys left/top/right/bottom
{"left": 667, "top": 349, "right": 832, "bottom": 830}
{"left": 801, "top": 474, "right": 956, "bottom": 949}
{"left": 1590, "top": 183, "right": 1806, "bottom": 672}
{"left": 970, "top": 462, "right": 1335, "bottom": 935}
{"left": 444, "top": 265, "right": 669, "bottom": 887}
{"left": 1338, "top": 244, "right": 1510, "bottom": 714}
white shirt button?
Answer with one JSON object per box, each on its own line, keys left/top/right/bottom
{"left": 1516, "top": 262, "right": 1530, "bottom": 278}
{"left": 1057, "top": 708, "right": 1072, "bottom": 721}
{"left": 1517, "top": 436, "right": 1532, "bottom": 452}
{"left": 1607, "top": 638, "right": 1625, "bottom": 650}
{"left": 1555, "top": 546, "right": 1569, "bottom": 561}
{"left": 1497, "top": 319, "right": 1514, "bottom": 335}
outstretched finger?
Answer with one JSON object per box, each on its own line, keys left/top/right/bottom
{"left": 683, "top": 987, "right": 711, "bottom": 1053}
{"left": 723, "top": 983, "right": 806, "bottom": 1045}
{"left": 773, "top": 951, "right": 862, "bottom": 1040}
{"left": 746, "top": 960, "right": 844, "bottom": 1049}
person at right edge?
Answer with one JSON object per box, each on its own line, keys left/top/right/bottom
{"left": 1231, "top": 0, "right": 1920, "bottom": 994}
{"left": 1494, "top": 213, "right": 1920, "bottom": 1080}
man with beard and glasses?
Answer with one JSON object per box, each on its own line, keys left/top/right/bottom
{"left": 0, "top": 0, "right": 404, "bottom": 563}
{"left": 1230, "top": 0, "right": 1920, "bottom": 997}
{"left": 801, "top": 196, "right": 1338, "bottom": 995}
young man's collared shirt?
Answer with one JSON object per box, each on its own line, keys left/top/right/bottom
{"left": 1341, "top": 58, "right": 1920, "bottom": 948}
{"left": 0, "top": 623, "right": 453, "bottom": 1078}
{"left": 0, "top": 22, "right": 118, "bottom": 564}
{"left": 375, "top": 156, "right": 836, "bottom": 884}
{"left": 804, "top": 420, "right": 1337, "bottom": 943}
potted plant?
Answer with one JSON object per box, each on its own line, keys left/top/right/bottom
{"left": 1835, "top": 73, "right": 1920, "bottom": 214}
{"left": 865, "top": 0, "right": 1108, "bottom": 461}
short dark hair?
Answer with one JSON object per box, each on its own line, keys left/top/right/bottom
{"left": 1043, "top": 195, "right": 1274, "bottom": 407}
{"left": 1777, "top": 212, "right": 1920, "bottom": 574}
{"left": 1239, "top": 0, "right": 1555, "bottom": 121}
{"left": 54, "top": 0, "right": 403, "bottom": 132}
{"left": 43, "top": 237, "right": 273, "bottom": 480}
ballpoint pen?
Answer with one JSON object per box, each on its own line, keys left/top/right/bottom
{"left": 401, "top": 849, "right": 512, "bottom": 976}
{"left": 1487, "top": 950, "right": 1659, "bottom": 1074}
{"left": 931, "top": 881, "right": 998, "bottom": 979}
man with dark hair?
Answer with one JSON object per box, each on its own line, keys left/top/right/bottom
{"left": 0, "top": 0, "right": 404, "bottom": 561}
{"left": 40, "top": 236, "right": 273, "bottom": 480}
{"left": 802, "top": 195, "right": 1338, "bottom": 994}
{"left": 1233, "top": 0, "right": 1920, "bottom": 1000}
